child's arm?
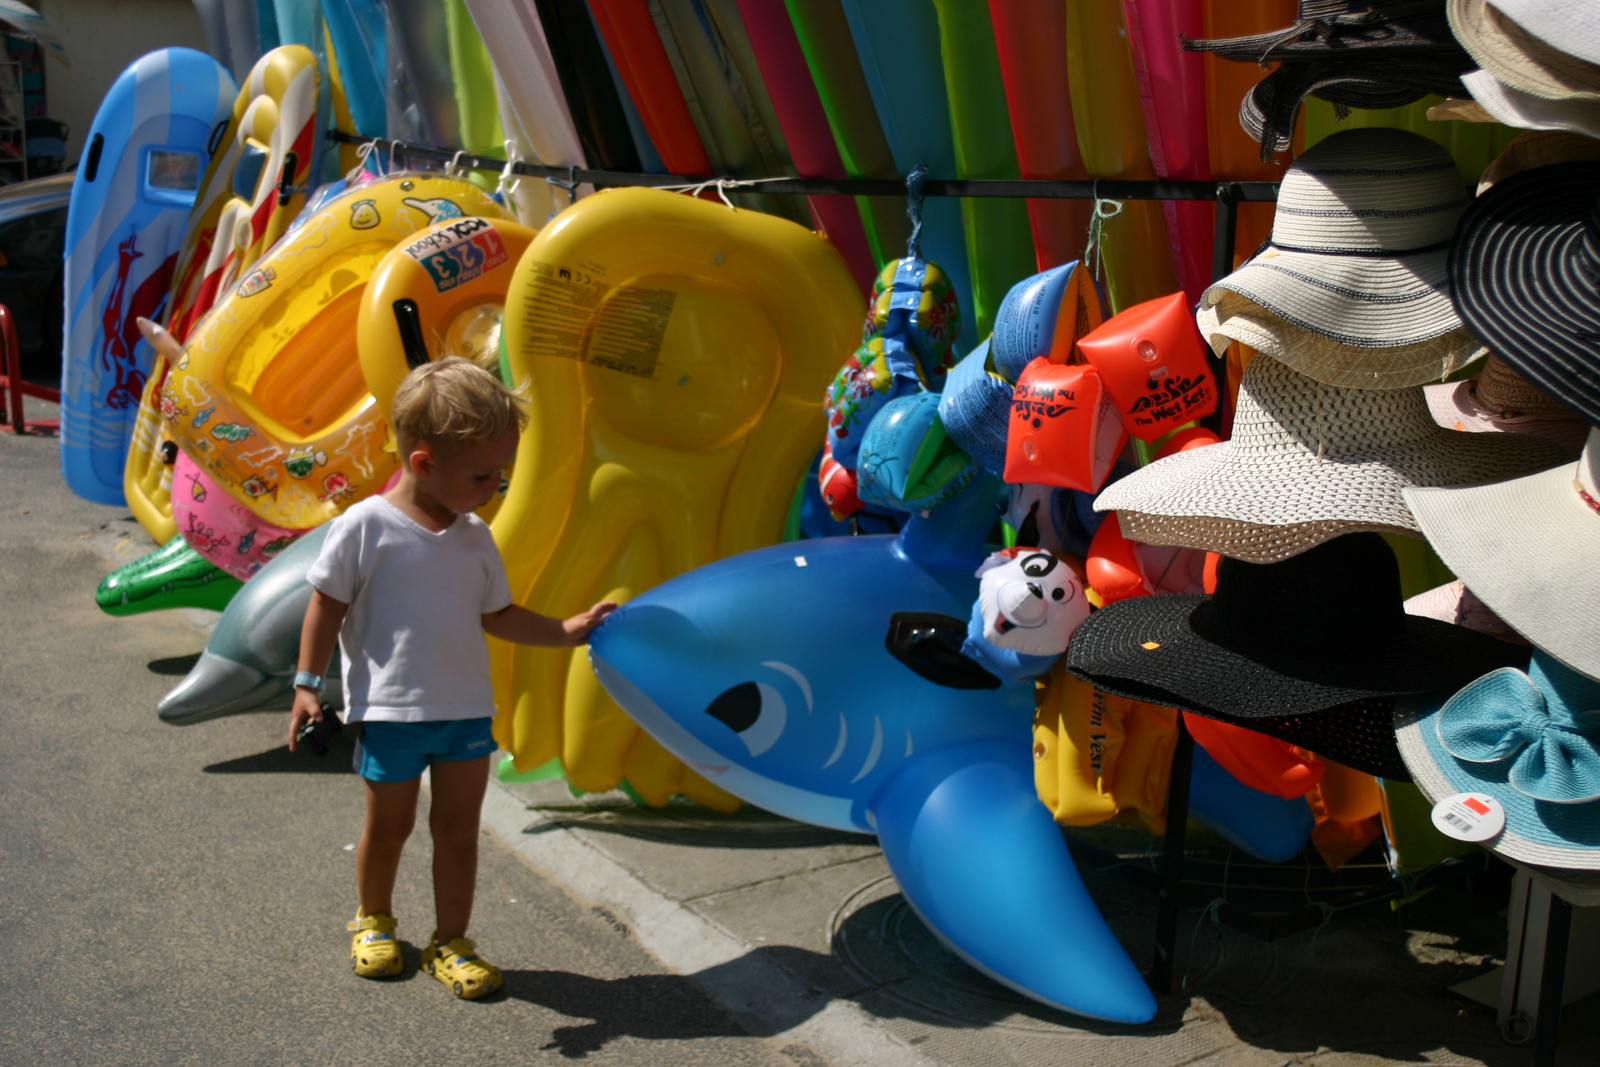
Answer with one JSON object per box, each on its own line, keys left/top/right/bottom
{"left": 287, "top": 589, "right": 350, "bottom": 751}
{"left": 481, "top": 600, "right": 618, "bottom": 647}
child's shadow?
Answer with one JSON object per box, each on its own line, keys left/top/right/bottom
{"left": 499, "top": 969, "right": 748, "bottom": 1058}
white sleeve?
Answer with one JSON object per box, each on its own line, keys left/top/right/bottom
{"left": 305, "top": 515, "right": 361, "bottom": 604}
{"left": 479, "top": 529, "right": 514, "bottom": 615}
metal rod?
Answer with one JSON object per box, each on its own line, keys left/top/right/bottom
{"left": 1533, "top": 894, "right": 1572, "bottom": 1067}
{"left": 1151, "top": 715, "right": 1194, "bottom": 995}
{"left": 327, "top": 130, "right": 1280, "bottom": 203}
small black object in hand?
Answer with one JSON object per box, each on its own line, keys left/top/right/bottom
{"left": 298, "top": 702, "right": 342, "bottom": 756}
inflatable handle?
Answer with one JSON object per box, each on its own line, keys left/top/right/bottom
{"left": 1154, "top": 425, "right": 1221, "bottom": 460}
{"left": 872, "top": 740, "right": 1157, "bottom": 1022}
{"left": 1086, "top": 512, "right": 1149, "bottom": 605}
{"left": 392, "top": 299, "right": 430, "bottom": 369}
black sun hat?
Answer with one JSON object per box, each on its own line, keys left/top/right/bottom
{"left": 1448, "top": 161, "right": 1600, "bottom": 427}
{"left": 1184, "top": 1, "right": 1473, "bottom": 158}
{"left": 1065, "top": 533, "right": 1529, "bottom": 722}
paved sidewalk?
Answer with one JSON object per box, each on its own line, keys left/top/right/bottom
{"left": 12, "top": 388, "right": 1599, "bottom": 1066}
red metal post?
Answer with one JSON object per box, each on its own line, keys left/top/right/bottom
{"left": 0, "top": 303, "right": 60, "bottom": 434}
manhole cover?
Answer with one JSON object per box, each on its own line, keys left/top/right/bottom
{"left": 829, "top": 874, "right": 1159, "bottom": 1036}
{"left": 532, "top": 794, "right": 876, "bottom": 850}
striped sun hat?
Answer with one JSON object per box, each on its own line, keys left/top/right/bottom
{"left": 1204, "top": 127, "right": 1470, "bottom": 349}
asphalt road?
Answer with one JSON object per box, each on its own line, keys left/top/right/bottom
{"left": 0, "top": 421, "right": 817, "bottom": 1067}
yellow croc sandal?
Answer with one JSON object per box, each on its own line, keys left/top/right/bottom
{"left": 422, "top": 937, "right": 502, "bottom": 1000}
{"left": 348, "top": 912, "right": 403, "bottom": 978}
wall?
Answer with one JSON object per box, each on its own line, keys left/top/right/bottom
{"left": 37, "top": 0, "right": 211, "bottom": 165}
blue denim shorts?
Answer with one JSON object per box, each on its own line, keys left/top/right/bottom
{"left": 353, "top": 718, "right": 498, "bottom": 782}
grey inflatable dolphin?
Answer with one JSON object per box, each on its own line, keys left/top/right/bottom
{"left": 158, "top": 523, "right": 344, "bottom": 723}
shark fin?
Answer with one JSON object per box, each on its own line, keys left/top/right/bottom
{"left": 870, "top": 740, "right": 1158, "bottom": 1023}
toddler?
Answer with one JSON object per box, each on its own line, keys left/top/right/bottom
{"left": 288, "top": 357, "right": 615, "bottom": 999}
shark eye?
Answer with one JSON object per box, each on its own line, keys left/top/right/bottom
{"left": 1020, "top": 552, "right": 1058, "bottom": 578}
{"left": 705, "top": 682, "right": 787, "bottom": 757}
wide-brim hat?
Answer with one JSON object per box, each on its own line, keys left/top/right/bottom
{"left": 1206, "top": 128, "right": 1470, "bottom": 348}
{"left": 1423, "top": 355, "right": 1589, "bottom": 452}
{"left": 1463, "top": 70, "right": 1600, "bottom": 142}
{"left": 1448, "top": 161, "right": 1600, "bottom": 426}
{"left": 1404, "top": 426, "right": 1600, "bottom": 680}
{"left": 1185, "top": 2, "right": 1473, "bottom": 154}
{"left": 1197, "top": 290, "right": 1484, "bottom": 390}
{"left": 1094, "top": 355, "right": 1567, "bottom": 563}
{"left": 1065, "top": 532, "right": 1528, "bottom": 724}
{"left": 1448, "top": 0, "right": 1600, "bottom": 103}
{"left": 1396, "top": 651, "right": 1600, "bottom": 873}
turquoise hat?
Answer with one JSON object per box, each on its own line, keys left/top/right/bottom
{"left": 1396, "top": 650, "right": 1600, "bottom": 870}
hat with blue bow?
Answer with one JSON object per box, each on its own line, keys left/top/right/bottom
{"left": 1396, "top": 650, "right": 1600, "bottom": 870}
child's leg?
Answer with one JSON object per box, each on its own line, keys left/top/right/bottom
{"left": 427, "top": 754, "right": 490, "bottom": 943}
{"left": 358, "top": 777, "right": 421, "bottom": 917}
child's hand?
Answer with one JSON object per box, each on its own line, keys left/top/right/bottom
{"left": 563, "top": 600, "right": 619, "bottom": 646}
{"left": 287, "top": 688, "right": 324, "bottom": 752}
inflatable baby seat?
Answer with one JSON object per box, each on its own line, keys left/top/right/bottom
{"left": 161, "top": 175, "right": 510, "bottom": 529}
{"left": 125, "top": 44, "right": 329, "bottom": 544}
{"left": 492, "top": 187, "right": 862, "bottom": 807}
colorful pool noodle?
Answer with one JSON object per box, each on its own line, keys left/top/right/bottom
{"left": 1122, "top": 0, "right": 1213, "bottom": 306}
{"left": 1062, "top": 0, "right": 1178, "bottom": 313}
{"left": 735, "top": 0, "right": 877, "bottom": 294}
{"left": 931, "top": 0, "right": 1037, "bottom": 339}
{"left": 587, "top": 0, "right": 713, "bottom": 176}
{"left": 838, "top": 0, "right": 976, "bottom": 356}
{"left": 988, "top": 0, "right": 1091, "bottom": 272}
{"left": 784, "top": 0, "right": 912, "bottom": 265}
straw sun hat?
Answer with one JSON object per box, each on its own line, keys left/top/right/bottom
{"left": 1183, "top": 1, "right": 1472, "bottom": 156}
{"left": 1065, "top": 533, "right": 1527, "bottom": 737}
{"left": 1405, "top": 427, "right": 1600, "bottom": 682}
{"left": 1396, "top": 650, "right": 1600, "bottom": 875}
{"left": 1196, "top": 291, "right": 1483, "bottom": 391}
{"left": 1094, "top": 355, "right": 1567, "bottom": 563}
{"left": 1448, "top": 161, "right": 1600, "bottom": 426}
{"left": 1205, "top": 128, "right": 1470, "bottom": 352}
{"left": 1448, "top": 0, "right": 1600, "bottom": 103}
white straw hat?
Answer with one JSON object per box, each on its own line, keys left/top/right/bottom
{"left": 1204, "top": 128, "right": 1470, "bottom": 349}
{"left": 1094, "top": 355, "right": 1568, "bottom": 563}
{"left": 1405, "top": 426, "right": 1600, "bottom": 681}
{"left": 1196, "top": 290, "right": 1484, "bottom": 390}
{"left": 1462, "top": 69, "right": 1600, "bottom": 141}
{"left": 1448, "top": 0, "right": 1600, "bottom": 102}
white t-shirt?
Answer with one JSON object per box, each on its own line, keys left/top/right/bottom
{"left": 306, "top": 495, "right": 513, "bottom": 723}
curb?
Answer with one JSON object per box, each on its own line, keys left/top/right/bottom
{"left": 478, "top": 776, "right": 937, "bottom": 1067}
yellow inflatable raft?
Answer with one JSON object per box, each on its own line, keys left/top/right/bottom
{"left": 162, "top": 174, "right": 510, "bottom": 528}
{"left": 492, "top": 187, "right": 862, "bottom": 808}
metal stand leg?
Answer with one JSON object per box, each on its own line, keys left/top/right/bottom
{"left": 1534, "top": 895, "right": 1572, "bottom": 1067}
{"left": 1151, "top": 715, "right": 1194, "bottom": 995}
{"left": 1201, "top": 186, "right": 1240, "bottom": 438}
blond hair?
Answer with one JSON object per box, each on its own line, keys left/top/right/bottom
{"left": 390, "top": 357, "right": 528, "bottom": 451}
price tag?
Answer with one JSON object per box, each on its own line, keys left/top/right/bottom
{"left": 1430, "top": 792, "right": 1506, "bottom": 843}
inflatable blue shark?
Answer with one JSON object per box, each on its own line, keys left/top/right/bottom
{"left": 589, "top": 477, "right": 1161, "bottom": 1022}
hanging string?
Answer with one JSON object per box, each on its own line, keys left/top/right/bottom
{"left": 495, "top": 140, "right": 522, "bottom": 212}
{"left": 1084, "top": 183, "right": 1124, "bottom": 282}
{"left": 654, "top": 174, "right": 796, "bottom": 207}
{"left": 904, "top": 162, "right": 929, "bottom": 260}
{"left": 546, "top": 165, "right": 581, "bottom": 206}
{"left": 344, "top": 139, "right": 384, "bottom": 184}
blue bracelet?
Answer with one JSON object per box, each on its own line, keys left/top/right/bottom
{"left": 294, "top": 671, "right": 325, "bottom": 693}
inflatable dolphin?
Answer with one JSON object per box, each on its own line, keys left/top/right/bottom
{"left": 589, "top": 477, "right": 1160, "bottom": 1023}
{"left": 156, "top": 524, "right": 341, "bottom": 724}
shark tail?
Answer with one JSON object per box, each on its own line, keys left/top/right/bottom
{"left": 870, "top": 740, "right": 1158, "bottom": 1023}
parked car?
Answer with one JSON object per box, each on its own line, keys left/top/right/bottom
{"left": 0, "top": 172, "right": 71, "bottom": 380}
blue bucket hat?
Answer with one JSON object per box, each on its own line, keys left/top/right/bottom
{"left": 1396, "top": 650, "right": 1600, "bottom": 871}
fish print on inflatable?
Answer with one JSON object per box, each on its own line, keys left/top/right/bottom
{"left": 60, "top": 48, "right": 236, "bottom": 505}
